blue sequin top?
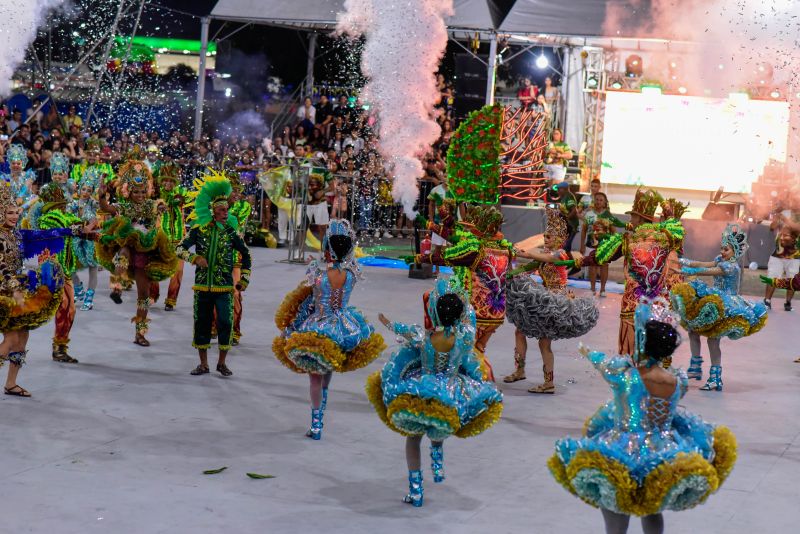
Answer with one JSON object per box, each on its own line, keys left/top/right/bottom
{"left": 711, "top": 255, "right": 740, "bottom": 295}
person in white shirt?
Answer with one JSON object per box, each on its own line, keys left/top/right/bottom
{"left": 296, "top": 97, "right": 316, "bottom": 131}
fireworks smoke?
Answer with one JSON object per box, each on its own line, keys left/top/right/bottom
{"left": 338, "top": 0, "right": 453, "bottom": 216}
{"left": 0, "top": 0, "right": 64, "bottom": 96}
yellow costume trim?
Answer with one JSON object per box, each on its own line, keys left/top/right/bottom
{"left": 711, "top": 426, "right": 738, "bottom": 484}
{"left": 284, "top": 331, "right": 347, "bottom": 372}
{"left": 1, "top": 286, "right": 64, "bottom": 332}
{"left": 454, "top": 401, "right": 503, "bottom": 438}
{"left": 473, "top": 347, "right": 491, "bottom": 381}
{"left": 565, "top": 450, "right": 640, "bottom": 513}
{"left": 548, "top": 454, "right": 577, "bottom": 496}
{"left": 386, "top": 394, "right": 462, "bottom": 435}
{"left": 272, "top": 336, "right": 306, "bottom": 374}
{"left": 639, "top": 452, "right": 718, "bottom": 515}
{"left": 672, "top": 282, "right": 764, "bottom": 338}
{"left": 340, "top": 332, "right": 386, "bottom": 372}
{"left": 274, "top": 283, "right": 313, "bottom": 330}
{"left": 96, "top": 218, "right": 178, "bottom": 282}
{"left": 365, "top": 372, "right": 413, "bottom": 436}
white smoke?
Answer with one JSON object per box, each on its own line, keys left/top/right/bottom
{"left": 0, "top": 0, "right": 65, "bottom": 96}
{"left": 338, "top": 0, "right": 453, "bottom": 216}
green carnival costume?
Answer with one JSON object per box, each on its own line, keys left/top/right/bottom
{"left": 149, "top": 164, "right": 188, "bottom": 310}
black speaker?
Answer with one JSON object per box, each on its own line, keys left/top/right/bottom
{"left": 453, "top": 96, "right": 485, "bottom": 121}
{"left": 455, "top": 53, "right": 487, "bottom": 79}
{"left": 702, "top": 202, "right": 738, "bottom": 221}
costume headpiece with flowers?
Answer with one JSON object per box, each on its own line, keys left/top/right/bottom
{"left": 79, "top": 167, "right": 103, "bottom": 193}
{"left": 7, "top": 144, "right": 27, "bottom": 166}
{"left": 634, "top": 296, "right": 682, "bottom": 364}
{"left": 187, "top": 168, "right": 235, "bottom": 229}
{"left": 721, "top": 223, "right": 747, "bottom": 260}
{"left": 50, "top": 152, "right": 70, "bottom": 175}
{"left": 462, "top": 204, "right": 504, "bottom": 238}
{"left": 544, "top": 207, "right": 569, "bottom": 248}
{"left": 117, "top": 156, "right": 154, "bottom": 198}
{"left": 660, "top": 198, "right": 689, "bottom": 221}
{"left": 626, "top": 188, "right": 663, "bottom": 222}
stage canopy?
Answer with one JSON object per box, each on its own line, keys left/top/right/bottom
{"left": 209, "top": 0, "right": 648, "bottom": 37}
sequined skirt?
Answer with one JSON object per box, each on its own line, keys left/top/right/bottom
{"left": 0, "top": 259, "right": 65, "bottom": 333}
{"left": 366, "top": 346, "right": 503, "bottom": 441}
{"left": 670, "top": 280, "right": 767, "bottom": 340}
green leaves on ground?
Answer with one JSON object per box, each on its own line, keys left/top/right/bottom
{"left": 202, "top": 467, "right": 228, "bottom": 475}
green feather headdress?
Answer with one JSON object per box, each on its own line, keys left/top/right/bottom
{"left": 187, "top": 169, "right": 237, "bottom": 229}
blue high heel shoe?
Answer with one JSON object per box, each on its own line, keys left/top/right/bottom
{"left": 687, "top": 355, "right": 703, "bottom": 380}
{"left": 306, "top": 408, "right": 323, "bottom": 440}
{"left": 430, "top": 444, "right": 445, "bottom": 483}
{"left": 73, "top": 282, "right": 85, "bottom": 302}
{"left": 81, "top": 288, "right": 95, "bottom": 311}
{"left": 403, "top": 470, "right": 424, "bottom": 507}
{"left": 700, "top": 365, "right": 722, "bottom": 391}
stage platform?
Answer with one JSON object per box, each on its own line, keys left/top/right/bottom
{"left": 1, "top": 248, "right": 798, "bottom": 533}
{"left": 502, "top": 204, "right": 774, "bottom": 268}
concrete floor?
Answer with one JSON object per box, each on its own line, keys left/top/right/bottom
{"left": 2, "top": 247, "right": 798, "bottom": 534}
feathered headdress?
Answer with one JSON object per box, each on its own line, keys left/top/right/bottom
{"left": 50, "top": 152, "right": 70, "bottom": 175}
{"left": 462, "top": 204, "right": 503, "bottom": 237}
{"left": 157, "top": 163, "right": 180, "bottom": 185}
{"left": 7, "top": 144, "right": 27, "bottom": 165}
{"left": 79, "top": 167, "right": 103, "bottom": 192}
{"left": 634, "top": 296, "right": 681, "bottom": 361}
{"left": 626, "top": 188, "right": 663, "bottom": 222}
{"left": 721, "top": 223, "right": 747, "bottom": 260}
{"left": 544, "top": 207, "right": 568, "bottom": 248}
{"left": 187, "top": 168, "right": 235, "bottom": 228}
{"left": 660, "top": 198, "right": 688, "bottom": 221}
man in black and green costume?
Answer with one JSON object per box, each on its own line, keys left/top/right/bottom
{"left": 149, "top": 163, "right": 187, "bottom": 311}
{"left": 176, "top": 171, "right": 251, "bottom": 377}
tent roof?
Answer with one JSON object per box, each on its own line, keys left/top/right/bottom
{"left": 210, "top": 0, "right": 498, "bottom": 31}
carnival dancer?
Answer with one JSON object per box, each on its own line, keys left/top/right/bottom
{"left": 409, "top": 204, "right": 513, "bottom": 381}
{"left": 49, "top": 152, "right": 76, "bottom": 200}
{"left": 761, "top": 271, "right": 800, "bottom": 362}
{"left": 560, "top": 189, "right": 684, "bottom": 355}
{"left": 70, "top": 139, "right": 115, "bottom": 186}
{"left": 0, "top": 184, "right": 83, "bottom": 396}
{"left": 175, "top": 172, "right": 251, "bottom": 377}
{"left": 504, "top": 208, "right": 599, "bottom": 393}
{"left": 148, "top": 163, "right": 187, "bottom": 311}
{"left": 69, "top": 167, "right": 102, "bottom": 310}
{"left": 548, "top": 298, "right": 737, "bottom": 533}
{"left": 273, "top": 219, "right": 385, "bottom": 440}
{"left": 25, "top": 183, "right": 85, "bottom": 363}
{"left": 96, "top": 156, "right": 179, "bottom": 346}
{"left": 2, "top": 144, "right": 38, "bottom": 212}
{"left": 366, "top": 278, "right": 503, "bottom": 507}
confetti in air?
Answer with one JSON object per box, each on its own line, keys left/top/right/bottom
{"left": 0, "top": 0, "right": 65, "bottom": 96}
{"left": 338, "top": 0, "right": 454, "bottom": 216}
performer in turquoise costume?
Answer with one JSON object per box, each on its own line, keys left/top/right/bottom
{"left": 548, "top": 298, "right": 737, "bottom": 533}
{"left": 69, "top": 167, "right": 102, "bottom": 310}
{"left": 2, "top": 144, "right": 37, "bottom": 212}
{"left": 273, "top": 219, "right": 385, "bottom": 440}
{"left": 670, "top": 224, "right": 767, "bottom": 391}
{"left": 366, "top": 278, "right": 503, "bottom": 507}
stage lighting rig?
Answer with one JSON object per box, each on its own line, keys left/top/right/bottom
{"left": 625, "top": 54, "right": 643, "bottom": 78}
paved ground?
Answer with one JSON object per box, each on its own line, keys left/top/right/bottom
{"left": 2, "top": 247, "right": 798, "bottom": 533}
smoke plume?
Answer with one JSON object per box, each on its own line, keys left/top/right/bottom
{"left": 0, "top": 0, "right": 64, "bottom": 96}
{"left": 338, "top": 0, "right": 453, "bottom": 216}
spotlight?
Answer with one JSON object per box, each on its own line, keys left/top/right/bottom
{"left": 625, "top": 54, "right": 643, "bottom": 77}
{"left": 609, "top": 76, "right": 623, "bottom": 90}
{"left": 770, "top": 89, "right": 781, "bottom": 99}
{"left": 678, "top": 86, "right": 688, "bottom": 94}
{"left": 536, "top": 54, "right": 549, "bottom": 69}
{"left": 586, "top": 75, "right": 599, "bottom": 89}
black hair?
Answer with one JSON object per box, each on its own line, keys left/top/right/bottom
{"left": 328, "top": 235, "right": 353, "bottom": 261}
{"left": 436, "top": 293, "right": 464, "bottom": 328}
{"left": 643, "top": 320, "right": 679, "bottom": 360}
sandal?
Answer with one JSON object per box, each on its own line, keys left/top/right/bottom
{"left": 216, "top": 363, "right": 233, "bottom": 377}
{"left": 52, "top": 353, "right": 79, "bottom": 364}
{"left": 133, "top": 335, "right": 150, "bottom": 347}
{"left": 190, "top": 365, "right": 210, "bottom": 375}
{"left": 794, "top": 357, "right": 800, "bottom": 363}
{"left": 4, "top": 385, "right": 31, "bottom": 397}
{"left": 528, "top": 383, "right": 555, "bottom": 394}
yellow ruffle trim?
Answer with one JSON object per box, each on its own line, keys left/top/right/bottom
{"left": 712, "top": 425, "right": 738, "bottom": 484}
{"left": 96, "top": 220, "right": 178, "bottom": 282}
{"left": 272, "top": 336, "right": 306, "bottom": 374}
{"left": 340, "top": 332, "right": 386, "bottom": 372}
{"left": 284, "top": 331, "right": 347, "bottom": 372}
{"left": 672, "top": 282, "right": 765, "bottom": 338}
{"left": 454, "top": 401, "right": 503, "bottom": 438}
{"left": 386, "top": 393, "right": 461, "bottom": 435}
{"left": 274, "top": 283, "right": 313, "bottom": 330}
{"left": 473, "top": 347, "right": 491, "bottom": 381}
{"left": 565, "top": 450, "right": 640, "bottom": 513}
{"left": 548, "top": 453, "right": 576, "bottom": 496}
{"left": 639, "top": 452, "right": 718, "bottom": 515}
{"left": 365, "top": 372, "right": 413, "bottom": 436}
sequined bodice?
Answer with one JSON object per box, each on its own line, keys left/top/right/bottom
{"left": 0, "top": 228, "right": 23, "bottom": 294}
{"left": 712, "top": 256, "right": 740, "bottom": 295}
{"left": 314, "top": 270, "right": 354, "bottom": 316}
{"left": 70, "top": 198, "right": 98, "bottom": 222}
{"left": 118, "top": 199, "right": 158, "bottom": 228}
{"left": 646, "top": 395, "right": 675, "bottom": 430}
{"left": 421, "top": 339, "right": 463, "bottom": 376}
{"left": 541, "top": 250, "right": 568, "bottom": 293}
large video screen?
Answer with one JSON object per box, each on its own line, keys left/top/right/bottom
{"left": 600, "top": 91, "right": 790, "bottom": 193}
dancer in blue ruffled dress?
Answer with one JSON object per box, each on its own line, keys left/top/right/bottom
{"left": 548, "top": 298, "right": 737, "bottom": 533}
{"left": 670, "top": 224, "right": 767, "bottom": 391}
{"left": 69, "top": 167, "right": 102, "bottom": 311}
{"left": 273, "top": 220, "right": 385, "bottom": 440}
{"left": 366, "top": 278, "right": 503, "bottom": 507}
